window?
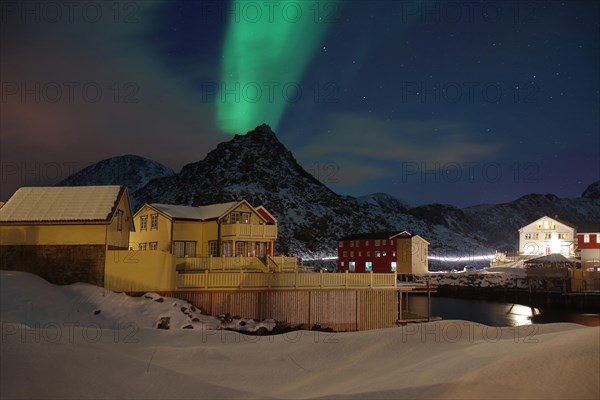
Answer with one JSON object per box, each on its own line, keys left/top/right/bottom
{"left": 558, "top": 233, "right": 569, "bottom": 239}
{"left": 350, "top": 240, "right": 354, "bottom": 247}
{"left": 391, "top": 262, "right": 397, "bottom": 272}
{"left": 235, "top": 242, "right": 245, "bottom": 257}
{"left": 375, "top": 251, "right": 381, "bottom": 257}
{"left": 393, "top": 251, "right": 396, "bottom": 257}
{"left": 365, "top": 241, "right": 369, "bottom": 246}
{"left": 116, "top": 210, "right": 123, "bottom": 231}
{"left": 242, "top": 212, "right": 250, "bottom": 224}
{"left": 150, "top": 214, "right": 158, "bottom": 230}
{"left": 597, "top": 235, "right": 600, "bottom": 244}
{"left": 350, "top": 251, "right": 354, "bottom": 257}
{"left": 138, "top": 243, "right": 147, "bottom": 250}
{"left": 365, "top": 261, "right": 372, "bottom": 272}
{"left": 382, "top": 251, "right": 387, "bottom": 257}
{"left": 367, "top": 251, "right": 371, "bottom": 257}
{"left": 349, "top": 261, "right": 355, "bottom": 272}
{"left": 229, "top": 212, "right": 241, "bottom": 224}
{"left": 149, "top": 242, "right": 157, "bottom": 250}
{"left": 208, "top": 241, "right": 218, "bottom": 256}
{"left": 341, "top": 261, "right": 345, "bottom": 267}
{"left": 140, "top": 215, "right": 148, "bottom": 231}
{"left": 375, "top": 240, "right": 380, "bottom": 246}
{"left": 339, "top": 241, "right": 343, "bottom": 248}
{"left": 358, "top": 251, "right": 362, "bottom": 257}
{"left": 222, "top": 241, "right": 233, "bottom": 257}
{"left": 533, "top": 233, "right": 539, "bottom": 240}
{"left": 524, "top": 233, "right": 532, "bottom": 240}
{"left": 544, "top": 233, "right": 551, "bottom": 240}
{"left": 343, "top": 251, "right": 348, "bottom": 257}
{"left": 583, "top": 234, "right": 590, "bottom": 243}
{"left": 173, "top": 241, "right": 196, "bottom": 258}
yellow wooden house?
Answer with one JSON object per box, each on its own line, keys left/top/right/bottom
{"left": 0, "top": 186, "right": 134, "bottom": 285}
{"left": 397, "top": 231, "right": 430, "bottom": 275}
{"left": 130, "top": 200, "right": 277, "bottom": 261}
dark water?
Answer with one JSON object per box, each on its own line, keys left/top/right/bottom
{"left": 408, "top": 295, "right": 600, "bottom": 327}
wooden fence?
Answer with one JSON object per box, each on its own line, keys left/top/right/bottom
{"left": 176, "top": 271, "right": 398, "bottom": 290}
{"left": 155, "top": 289, "right": 405, "bottom": 331}
{"left": 570, "top": 270, "right": 600, "bottom": 292}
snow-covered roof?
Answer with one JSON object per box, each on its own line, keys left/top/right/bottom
{"left": 0, "top": 186, "right": 125, "bottom": 223}
{"left": 151, "top": 201, "right": 240, "bottom": 221}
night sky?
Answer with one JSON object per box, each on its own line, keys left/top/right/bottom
{"left": 1, "top": 0, "right": 598, "bottom": 206}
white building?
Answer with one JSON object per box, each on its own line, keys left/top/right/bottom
{"left": 518, "top": 216, "right": 576, "bottom": 257}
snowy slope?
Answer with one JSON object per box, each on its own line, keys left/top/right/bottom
{"left": 56, "top": 125, "right": 600, "bottom": 260}
{"left": 0, "top": 271, "right": 274, "bottom": 332}
{"left": 57, "top": 154, "right": 175, "bottom": 194}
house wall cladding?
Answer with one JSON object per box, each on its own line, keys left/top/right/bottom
{"left": 0, "top": 245, "right": 105, "bottom": 286}
{"left": 147, "top": 289, "right": 399, "bottom": 331}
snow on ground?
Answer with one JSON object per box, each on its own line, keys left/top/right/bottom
{"left": 421, "top": 263, "right": 529, "bottom": 288}
{"left": 0, "top": 271, "right": 275, "bottom": 333}
{"left": 1, "top": 271, "right": 599, "bottom": 399}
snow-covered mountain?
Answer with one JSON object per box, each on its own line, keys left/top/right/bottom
{"left": 57, "top": 125, "right": 600, "bottom": 260}
{"left": 56, "top": 154, "right": 174, "bottom": 194}
{"left": 582, "top": 181, "right": 600, "bottom": 199}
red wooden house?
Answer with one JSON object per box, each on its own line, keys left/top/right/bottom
{"left": 576, "top": 223, "right": 600, "bottom": 270}
{"left": 337, "top": 231, "right": 429, "bottom": 274}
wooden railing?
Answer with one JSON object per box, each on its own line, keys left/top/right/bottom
{"left": 220, "top": 223, "right": 277, "bottom": 239}
{"left": 176, "top": 271, "right": 398, "bottom": 290}
{"left": 176, "top": 256, "right": 269, "bottom": 273}
{"left": 267, "top": 256, "right": 297, "bottom": 272}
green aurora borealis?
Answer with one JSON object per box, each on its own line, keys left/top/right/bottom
{"left": 218, "top": 0, "right": 340, "bottom": 134}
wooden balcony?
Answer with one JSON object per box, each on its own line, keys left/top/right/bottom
{"left": 220, "top": 223, "right": 277, "bottom": 239}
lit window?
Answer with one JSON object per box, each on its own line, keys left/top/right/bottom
{"left": 533, "top": 233, "right": 539, "bottom": 240}
{"left": 139, "top": 243, "right": 147, "bottom": 250}
{"left": 140, "top": 215, "right": 147, "bottom": 231}
{"left": 365, "top": 240, "right": 369, "bottom": 246}
{"left": 150, "top": 214, "right": 158, "bottom": 230}
{"left": 597, "top": 235, "right": 600, "bottom": 244}
{"left": 349, "top": 261, "right": 355, "bottom": 272}
{"left": 393, "top": 251, "right": 396, "bottom": 257}
{"left": 341, "top": 261, "right": 345, "bottom": 267}
{"left": 583, "top": 234, "right": 590, "bottom": 243}
{"left": 343, "top": 251, "right": 348, "bottom": 257}
{"left": 544, "top": 233, "right": 551, "bottom": 240}
{"left": 365, "top": 261, "right": 372, "bottom": 272}
{"left": 242, "top": 213, "right": 250, "bottom": 224}
{"left": 391, "top": 262, "right": 397, "bottom": 272}
{"left": 558, "top": 233, "right": 569, "bottom": 239}
{"left": 149, "top": 242, "right": 157, "bottom": 250}
{"left": 375, "top": 240, "right": 380, "bottom": 246}
{"left": 382, "top": 251, "right": 387, "bottom": 257}
{"left": 375, "top": 251, "right": 381, "bottom": 257}
{"left": 358, "top": 251, "right": 362, "bottom": 257}
{"left": 350, "top": 241, "right": 354, "bottom": 247}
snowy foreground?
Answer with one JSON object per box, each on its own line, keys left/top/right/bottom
{"left": 1, "top": 271, "right": 599, "bottom": 399}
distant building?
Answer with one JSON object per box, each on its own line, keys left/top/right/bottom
{"left": 337, "top": 231, "right": 429, "bottom": 274}
{"left": 130, "top": 200, "right": 277, "bottom": 259}
{"left": 576, "top": 223, "right": 600, "bottom": 270}
{"left": 0, "top": 186, "right": 134, "bottom": 285}
{"left": 518, "top": 216, "right": 576, "bottom": 257}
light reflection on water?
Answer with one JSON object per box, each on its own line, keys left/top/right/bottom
{"left": 408, "top": 296, "right": 599, "bottom": 327}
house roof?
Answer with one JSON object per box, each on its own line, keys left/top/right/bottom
{"left": 519, "top": 215, "right": 576, "bottom": 231}
{"left": 255, "top": 205, "right": 277, "bottom": 224}
{"left": 0, "top": 186, "right": 127, "bottom": 224}
{"left": 150, "top": 201, "right": 241, "bottom": 221}
{"left": 576, "top": 222, "right": 600, "bottom": 234}
{"left": 524, "top": 254, "right": 573, "bottom": 264}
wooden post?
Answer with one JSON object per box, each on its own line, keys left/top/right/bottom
{"left": 370, "top": 271, "right": 373, "bottom": 288}
{"left": 397, "top": 289, "right": 402, "bottom": 323}
{"left": 320, "top": 269, "right": 324, "bottom": 289}
{"left": 204, "top": 270, "right": 209, "bottom": 290}
{"left": 427, "top": 279, "right": 431, "bottom": 322}
{"left": 345, "top": 270, "right": 349, "bottom": 288}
